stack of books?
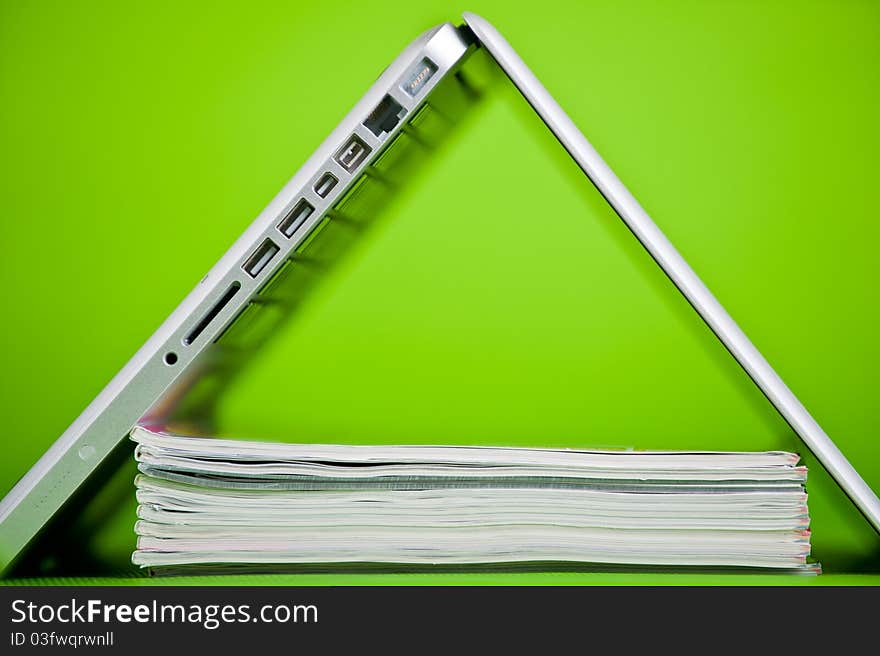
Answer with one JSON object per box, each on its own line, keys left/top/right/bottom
{"left": 130, "top": 426, "right": 817, "bottom": 572}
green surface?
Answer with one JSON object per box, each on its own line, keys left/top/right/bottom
{"left": 1, "top": 0, "right": 878, "bottom": 584}
{"left": 0, "top": 573, "right": 873, "bottom": 587}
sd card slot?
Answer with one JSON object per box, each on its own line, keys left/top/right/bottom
{"left": 184, "top": 281, "right": 241, "bottom": 345}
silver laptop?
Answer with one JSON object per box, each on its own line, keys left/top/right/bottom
{"left": 1, "top": 13, "right": 877, "bottom": 575}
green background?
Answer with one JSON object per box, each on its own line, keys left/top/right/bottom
{"left": 1, "top": 0, "right": 878, "bottom": 584}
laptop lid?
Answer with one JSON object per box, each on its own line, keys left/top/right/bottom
{"left": 461, "top": 11, "right": 880, "bottom": 533}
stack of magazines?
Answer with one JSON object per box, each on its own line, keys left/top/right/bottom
{"left": 130, "top": 426, "right": 817, "bottom": 572}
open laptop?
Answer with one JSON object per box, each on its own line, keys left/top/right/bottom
{"left": 1, "top": 13, "right": 877, "bottom": 575}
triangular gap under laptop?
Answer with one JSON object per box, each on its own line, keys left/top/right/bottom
{"left": 0, "top": 13, "right": 876, "bottom": 575}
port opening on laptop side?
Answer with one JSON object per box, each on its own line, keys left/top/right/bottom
{"left": 150, "top": 47, "right": 497, "bottom": 442}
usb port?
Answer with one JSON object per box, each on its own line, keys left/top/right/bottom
{"left": 314, "top": 172, "right": 338, "bottom": 198}
{"left": 242, "top": 238, "right": 279, "bottom": 278}
{"left": 277, "top": 198, "right": 314, "bottom": 238}
{"left": 334, "top": 134, "right": 372, "bottom": 172}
